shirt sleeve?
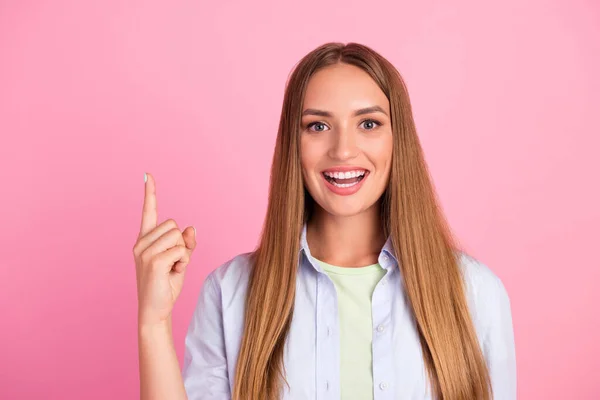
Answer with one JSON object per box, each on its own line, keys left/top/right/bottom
{"left": 483, "top": 274, "right": 517, "bottom": 399}
{"left": 182, "top": 272, "right": 231, "bottom": 399}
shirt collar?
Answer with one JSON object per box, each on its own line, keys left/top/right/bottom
{"left": 299, "top": 221, "right": 399, "bottom": 273}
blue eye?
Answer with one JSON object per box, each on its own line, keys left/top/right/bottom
{"left": 307, "top": 122, "right": 329, "bottom": 132}
{"left": 305, "top": 119, "right": 381, "bottom": 132}
{"left": 360, "top": 119, "right": 381, "bottom": 130}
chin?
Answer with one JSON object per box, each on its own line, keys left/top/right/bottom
{"left": 322, "top": 201, "right": 368, "bottom": 218}
{"left": 329, "top": 209, "right": 364, "bottom": 218}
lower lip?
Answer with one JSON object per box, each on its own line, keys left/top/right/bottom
{"left": 322, "top": 172, "right": 369, "bottom": 196}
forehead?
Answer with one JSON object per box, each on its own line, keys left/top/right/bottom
{"left": 303, "top": 63, "right": 389, "bottom": 114}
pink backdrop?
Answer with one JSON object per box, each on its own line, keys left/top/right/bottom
{"left": 1, "top": 0, "right": 598, "bottom": 398}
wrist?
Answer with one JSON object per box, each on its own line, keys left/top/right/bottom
{"left": 138, "top": 318, "right": 172, "bottom": 337}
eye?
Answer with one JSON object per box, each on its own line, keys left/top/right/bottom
{"left": 305, "top": 119, "right": 382, "bottom": 132}
{"left": 306, "top": 122, "right": 330, "bottom": 132}
{"left": 360, "top": 119, "right": 382, "bottom": 131}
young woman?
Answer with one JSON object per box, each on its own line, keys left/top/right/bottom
{"left": 135, "top": 42, "right": 517, "bottom": 400}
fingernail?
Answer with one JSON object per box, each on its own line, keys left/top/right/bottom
{"left": 144, "top": 172, "right": 147, "bottom": 183}
{"left": 193, "top": 226, "right": 196, "bottom": 237}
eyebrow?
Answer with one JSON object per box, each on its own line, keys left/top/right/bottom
{"left": 301, "top": 105, "right": 388, "bottom": 118}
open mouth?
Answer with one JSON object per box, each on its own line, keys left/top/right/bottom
{"left": 322, "top": 170, "right": 369, "bottom": 188}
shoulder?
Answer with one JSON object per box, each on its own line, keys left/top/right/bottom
{"left": 203, "top": 251, "right": 255, "bottom": 301}
{"left": 455, "top": 251, "right": 513, "bottom": 332}
{"left": 207, "top": 251, "right": 254, "bottom": 283}
{"left": 456, "top": 251, "right": 508, "bottom": 298}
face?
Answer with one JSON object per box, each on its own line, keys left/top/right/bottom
{"left": 300, "top": 63, "right": 393, "bottom": 218}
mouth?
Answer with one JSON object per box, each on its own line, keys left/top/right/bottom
{"left": 321, "top": 170, "right": 369, "bottom": 188}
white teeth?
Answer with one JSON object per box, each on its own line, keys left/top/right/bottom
{"left": 331, "top": 180, "right": 359, "bottom": 188}
{"left": 324, "top": 170, "right": 366, "bottom": 179}
{"left": 323, "top": 170, "right": 368, "bottom": 188}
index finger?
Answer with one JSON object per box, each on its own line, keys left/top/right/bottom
{"left": 139, "top": 172, "right": 158, "bottom": 238}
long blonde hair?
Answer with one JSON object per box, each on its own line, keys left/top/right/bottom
{"left": 232, "top": 42, "right": 492, "bottom": 400}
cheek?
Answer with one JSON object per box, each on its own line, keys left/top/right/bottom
{"left": 365, "top": 134, "right": 393, "bottom": 168}
{"left": 300, "top": 137, "right": 321, "bottom": 172}
{"left": 381, "top": 139, "right": 393, "bottom": 168}
{"left": 300, "top": 138, "right": 316, "bottom": 184}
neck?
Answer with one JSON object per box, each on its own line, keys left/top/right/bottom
{"left": 306, "top": 203, "right": 386, "bottom": 267}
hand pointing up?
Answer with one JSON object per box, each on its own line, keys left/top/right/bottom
{"left": 133, "top": 172, "right": 197, "bottom": 327}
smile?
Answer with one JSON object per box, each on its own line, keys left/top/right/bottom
{"left": 321, "top": 169, "right": 370, "bottom": 196}
{"left": 323, "top": 170, "right": 366, "bottom": 187}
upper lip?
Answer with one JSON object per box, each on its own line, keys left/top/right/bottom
{"left": 322, "top": 166, "right": 369, "bottom": 173}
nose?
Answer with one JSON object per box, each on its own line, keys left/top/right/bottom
{"left": 328, "top": 125, "right": 359, "bottom": 161}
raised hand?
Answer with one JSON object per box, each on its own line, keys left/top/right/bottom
{"left": 133, "top": 172, "right": 197, "bottom": 327}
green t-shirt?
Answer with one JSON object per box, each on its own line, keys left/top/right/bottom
{"left": 315, "top": 258, "right": 387, "bottom": 400}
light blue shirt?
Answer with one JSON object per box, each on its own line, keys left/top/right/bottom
{"left": 182, "top": 223, "right": 517, "bottom": 399}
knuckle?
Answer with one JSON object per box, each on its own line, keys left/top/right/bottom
{"left": 165, "top": 219, "right": 178, "bottom": 230}
{"left": 132, "top": 241, "right": 142, "bottom": 256}
{"left": 169, "top": 227, "right": 183, "bottom": 239}
{"left": 140, "top": 250, "right": 151, "bottom": 266}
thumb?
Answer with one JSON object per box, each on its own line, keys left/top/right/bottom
{"left": 172, "top": 226, "right": 196, "bottom": 274}
{"left": 182, "top": 225, "right": 197, "bottom": 251}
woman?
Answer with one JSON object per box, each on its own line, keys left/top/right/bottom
{"left": 135, "top": 42, "right": 517, "bottom": 400}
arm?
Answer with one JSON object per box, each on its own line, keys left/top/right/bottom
{"left": 182, "top": 272, "right": 232, "bottom": 399}
{"left": 484, "top": 276, "right": 517, "bottom": 399}
{"left": 138, "top": 317, "right": 187, "bottom": 400}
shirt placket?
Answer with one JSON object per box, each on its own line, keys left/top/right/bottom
{"left": 372, "top": 254, "right": 395, "bottom": 399}
{"left": 315, "top": 270, "right": 341, "bottom": 400}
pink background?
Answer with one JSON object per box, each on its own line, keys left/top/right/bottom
{"left": 1, "top": 0, "right": 598, "bottom": 398}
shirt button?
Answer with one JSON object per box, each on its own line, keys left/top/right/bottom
{"left": 379, "top": 381, "right": 388, "bottom": 390}
{"left": 326, "top": 380, "right": 330, "bottom": 390}
{"left": 377, "top": 324, "right": 385, "bottom": 333}
{"left": 327, "top": 326, "right": 331, "bottom": 336}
